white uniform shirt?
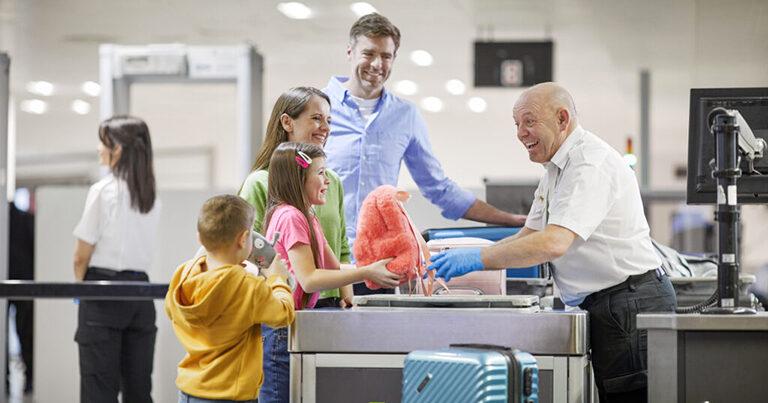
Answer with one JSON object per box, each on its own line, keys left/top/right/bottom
{"left": 525, "top": 126, "right": 660, "bottom": 306}
{"left": 73, "top": 174, "right": 161, "bottom": 271}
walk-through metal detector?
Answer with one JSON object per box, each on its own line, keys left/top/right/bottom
{"left": 99, "top": 44, "right": 264, "bottom": 181}
{"left": 0, "top": 51, "right": 11, "bottom": 401}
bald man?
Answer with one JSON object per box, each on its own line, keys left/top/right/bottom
{"left": 428, "top": 83, "right": 677, "bottom": 402}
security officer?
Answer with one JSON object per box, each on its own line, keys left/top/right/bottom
{"left": 428, "top": 82, "right": 677, "bottom": 403}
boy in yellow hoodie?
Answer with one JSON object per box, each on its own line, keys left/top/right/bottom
{"left": 165, "top": 194, "right": 295, "bottom": 402}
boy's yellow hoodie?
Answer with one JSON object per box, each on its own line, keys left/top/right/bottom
{"left": 164, "top": 256, "right": 295, "bottom": 401}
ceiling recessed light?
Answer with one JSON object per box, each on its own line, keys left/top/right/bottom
{"left": 410, "top": 50, "right": 433, "bottom": 67}
{"left": 467, "top": 97, "right": 487, "bottom": 113}
{"left": 350, "top": 2, "right": 377, "bottom": 17}
{"left": 20, "top": 99, "right": 48, "bottom": 114}
{"left": 81, "top": 81, "right": 101, "bottom": 97}
{"left": 71, "top": 99, "right": 92, "bottom": 115}
{"left": 445, "top": 79, "right": 466, "bottom": 95}
{"left": 25, "top": 81, "right": 54, "bottom": 96}
{"left": 277, "top": 2, "right": 313, "bottom": 19}
{"left": 420, "top": 97, "right": 443, "bottom": 113}
{"left": 394, "top": 80, "right": 418, "bottom": 96}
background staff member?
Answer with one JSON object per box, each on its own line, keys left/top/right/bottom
{"left": 72, "top": 116, "right": 161, "bottom": 403}
{"left": 428, "top": 83, "right": 676, "bottom": 403}
{"left": 322, "top": 13, "right": 526, "bottom": 294}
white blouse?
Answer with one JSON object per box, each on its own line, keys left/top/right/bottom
{"left": 73, "top": 174, "right": 161, "bottom": 271}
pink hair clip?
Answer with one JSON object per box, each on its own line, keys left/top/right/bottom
{"left": 295, "top": 151, "right": 312, "bottom": 169}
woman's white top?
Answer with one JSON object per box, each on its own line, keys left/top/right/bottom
{"left": 73, "top": 174, "right": 161, "bottom": 271}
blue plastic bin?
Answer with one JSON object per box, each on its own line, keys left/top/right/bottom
{"left": 422, "top": 226, "right": 541, "bottom": 278}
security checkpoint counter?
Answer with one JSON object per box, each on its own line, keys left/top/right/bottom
{"left": 288, "top": 295, "right": 590, "bottom": 403}
{"left": 638, "top": 312, "right": 768, "bottom": 403}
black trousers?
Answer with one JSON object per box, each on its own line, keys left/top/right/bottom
{"left": 579, "top": 270, "right": 677, "bottom": 403}
{"left": 6, "top": 300, "right": 33, "bottom": 393}
{"left": 352, "top": 283, "right": 395, "bottom": 296}
{"left": 75, "top": 267, "right": 156, "bottom": 403}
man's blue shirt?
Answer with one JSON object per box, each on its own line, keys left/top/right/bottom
{"left": 323, "top": 76, "right": 476, "bottom": 246}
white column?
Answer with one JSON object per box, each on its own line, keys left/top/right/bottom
{"left": 0, "top": 52, "right": 11, "bottom": 401}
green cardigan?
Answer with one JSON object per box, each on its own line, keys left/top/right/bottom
{"left": 239, "top": 168, "right": 351, "bottom": 298}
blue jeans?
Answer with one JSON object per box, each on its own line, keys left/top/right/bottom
{"left": 178, "top": 391, "right": 257, "bottom": 402}
{"left": 259, "top": 325, "right": 289, "bottom": 403}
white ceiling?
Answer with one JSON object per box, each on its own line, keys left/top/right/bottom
{"left": 2, "top": 0, "right": 506, "bottom": 97}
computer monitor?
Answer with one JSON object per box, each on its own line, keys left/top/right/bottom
{"left": 687, "top": 88, "right": 768, "bottom": 204}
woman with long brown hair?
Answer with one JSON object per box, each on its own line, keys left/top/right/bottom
{"left": 72, "top": 115, "right": 160, "bottom": 403}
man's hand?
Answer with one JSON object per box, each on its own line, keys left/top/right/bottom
{"left": 509, "top": 214, "right": 527, "bottom": 227}
{"left": 427, "top": 248, "right": 484, "bottom": 282}
{"left": 462, "top": 199, "right": 527, "bottom": 227}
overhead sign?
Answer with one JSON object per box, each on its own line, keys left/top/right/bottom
{"left": 474, "top": 41, "right": 553, "bottom": 88}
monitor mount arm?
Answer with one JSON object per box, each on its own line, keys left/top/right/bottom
{"left": 702, "top": 108, "right": 760, "bottom": 314}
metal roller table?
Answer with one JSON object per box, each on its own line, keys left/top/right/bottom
{"left": 289, "top": 295, "right": 591, "bottom": 403}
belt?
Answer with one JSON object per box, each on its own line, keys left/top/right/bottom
{"left": 579, "top": 268, "right": 665, "bottom": 309}
{"left": 86, "top": 267, "right": 148, "bottom": 282}
{"left": 314, "top": 297, "right": 341, "bottom": 309}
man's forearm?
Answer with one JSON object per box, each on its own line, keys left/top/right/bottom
{"left": 495, "top": 226, "right": 535, "bottom": 247}
{"left": 462, "top": 199, "right": 526, "bottom": 227}
{"left": 481, "top": 225, "right": 574, "bottom": 269}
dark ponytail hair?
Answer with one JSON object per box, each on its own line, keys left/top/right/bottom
{"left": 99, "top": 116, "right": 156, "bottom": 213}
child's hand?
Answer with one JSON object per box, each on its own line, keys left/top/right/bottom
{"left": 263, "top": 256, "right": 290, "bottom": 280}
{"left": 339, "top": 296, "right": 354, "bottom": 309}
{"left": 340, "top": 285, "right": 354, "bottom": 308}
{"left": 363, "top": 258, "right": 400, "bottom": 288}
{"left": 242, "top": 260, "right": 260, "bottom": 276}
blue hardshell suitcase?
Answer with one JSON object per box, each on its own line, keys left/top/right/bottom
{"left": 422, "top": 226, "right": 541, "bottom": 278}
{"left": 402, "top": 344, "right": 539, "bottom": 403}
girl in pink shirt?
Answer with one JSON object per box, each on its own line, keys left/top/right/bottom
{"left": 260, "top": 142, "right": 399, "bottom": 403}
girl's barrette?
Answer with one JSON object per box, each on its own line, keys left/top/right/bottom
{"left": 295, "top": 151, "right": 312, "bottom": 169}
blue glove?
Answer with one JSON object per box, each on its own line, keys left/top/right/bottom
{"left": 427, "top": 248, "right": 484, "bottom": 282}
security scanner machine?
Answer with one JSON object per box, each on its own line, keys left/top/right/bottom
{"left": 99, "top": 44, "right": 263, "bottom": 180}
{"left": 289, "top": 295, "right": 590, "bottom": 403}
{"left": 639, "top": 87, "right": 768, "bottom": 402}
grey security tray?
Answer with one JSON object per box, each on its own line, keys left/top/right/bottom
{"left": 353, "top": 294, "right": 539, "bottom": 308}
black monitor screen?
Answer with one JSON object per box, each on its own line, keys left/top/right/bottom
{"left": 687, "top": 88, "right": 768, "bottom": 204}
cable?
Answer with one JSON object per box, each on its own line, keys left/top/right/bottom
{"left": 675, "top": 290, "right": 718, "bottom": 314}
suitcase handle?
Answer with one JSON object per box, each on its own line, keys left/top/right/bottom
{"left": 449, "top": 343, "right": 511, "bottom": 351}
